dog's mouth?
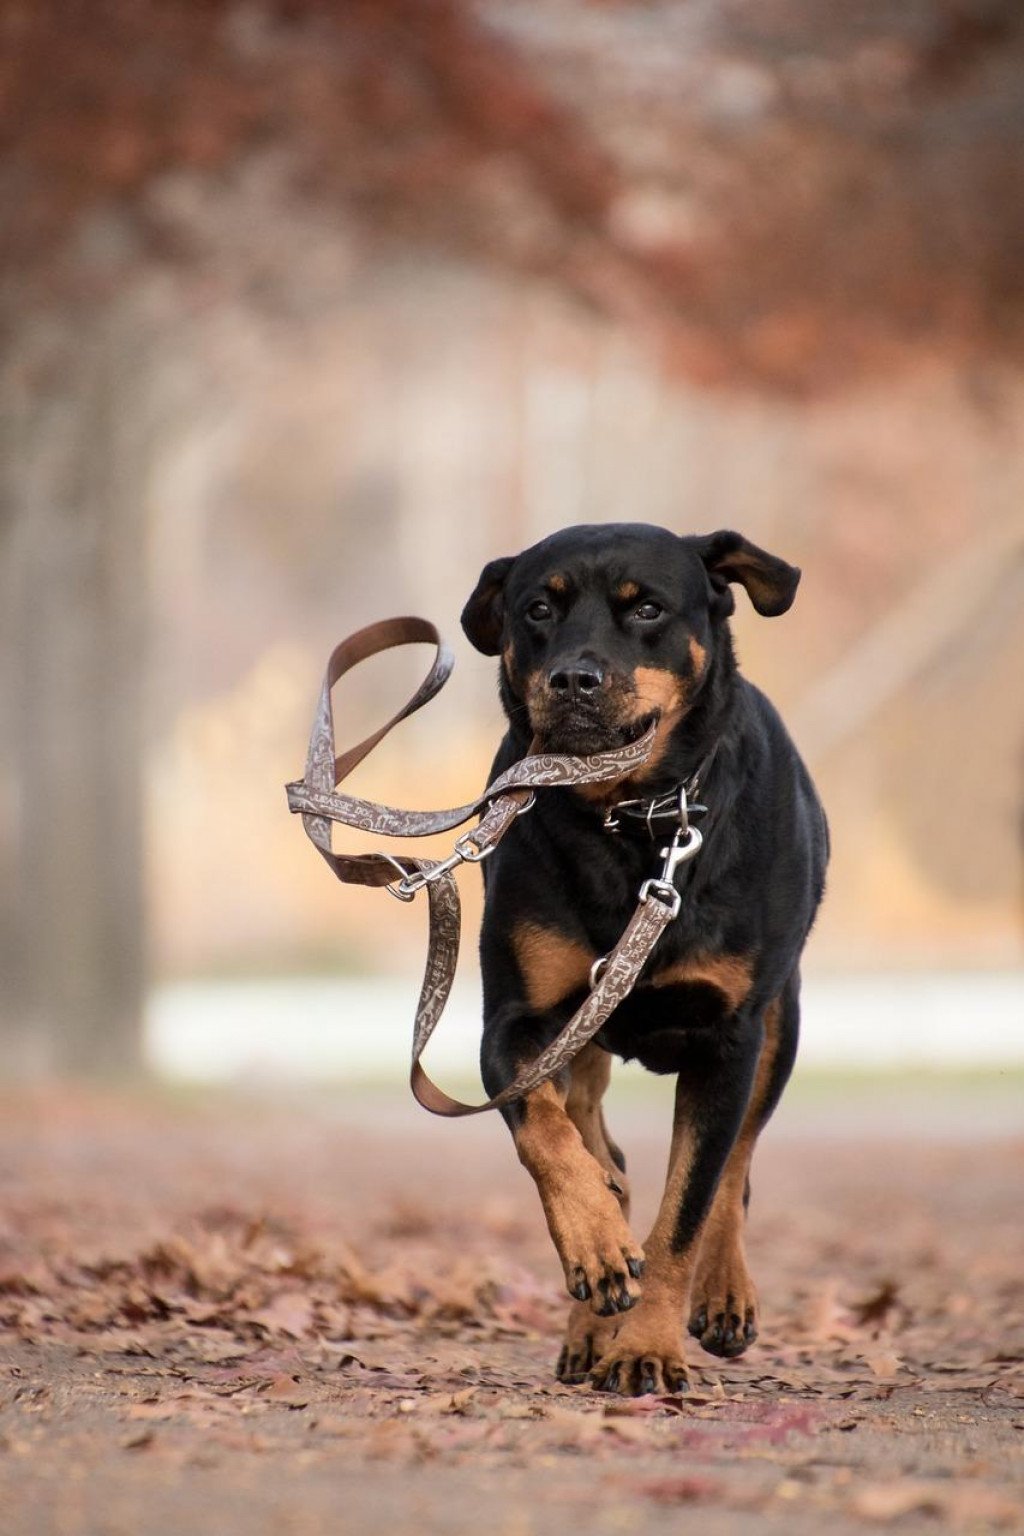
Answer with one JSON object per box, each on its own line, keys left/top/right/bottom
{"left": 621, "top": 710, "right": 660, "bottom": 746}
{"left": 533, "top": 707, "right": 661, "bottom": 756}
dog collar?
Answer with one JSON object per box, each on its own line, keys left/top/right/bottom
{"left": 602, "top": 744, "right": 718, "bottom": 839}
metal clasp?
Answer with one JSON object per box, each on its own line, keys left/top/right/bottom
{"left": 638, "top": 823, "right": 703, "bottom": 918}
{"left": 384, "top": 794, "right": 535, "bottom": 902}
{"left": 385, "top": 847, "right": 466, "bottom": 901}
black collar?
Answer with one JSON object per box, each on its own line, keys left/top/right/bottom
{"left": 602, "top": 743, "right": 719, "bottom": 840}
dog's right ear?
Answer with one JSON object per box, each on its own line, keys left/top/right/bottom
{"left": 461, "top": 556, "right": 516, "bottom": 655}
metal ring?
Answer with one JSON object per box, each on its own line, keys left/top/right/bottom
{"left": 454, "top": 832, "right": 494, "bottom": 864}
{"left": 378, "top": 852, "right": 420, "bottom": 902}
{"left": 638, "top": 879, "right": 682, "bottom": 919}
{"left": 589, "top": 956, "right": 609, "bottom": 990}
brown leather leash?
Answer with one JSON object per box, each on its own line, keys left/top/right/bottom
{"left": 285, "top": 617, "right": 702, "bottom": 1117}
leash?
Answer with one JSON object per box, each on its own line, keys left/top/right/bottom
{"left": 285, "top": 617, "right": 703, "bottom": 1117}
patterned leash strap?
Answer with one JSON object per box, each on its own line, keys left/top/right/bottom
{"left": 285, "top": 617, "right": 684, "bottom": 1117}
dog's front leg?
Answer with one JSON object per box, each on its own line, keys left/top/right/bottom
{"left": 482, "top": 1015, "right": 644, "bottom": 1317}
{"left": 589, "top": 1014, "right": 763, "bottom": 1395}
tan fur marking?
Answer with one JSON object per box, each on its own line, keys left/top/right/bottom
{"left": 632, "top": 665, "right": 684, "bottom": 717}
{"left": 548, "top": 573, "right": 568, "bottom": 594}
{"left": 615, "top": 581, "right": 640, "bottom": 602}
{"left": 650, "top": 953, "right": 753, "bottom": 1013}
{"left": 513, "top": 922, "right": 594, "bottom": 1012}
{"left": 621, "top": 665, "right": 686, "bottom": 783}
{"left": 689, "top": 636, "right": 707, "bottom": 676}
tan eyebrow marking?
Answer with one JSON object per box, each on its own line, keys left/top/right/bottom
{"left": 615, "top": 581, "right": 640, "bottom": 602}
{"left": 548, "top": 573, "right": 569, "bottom": 595}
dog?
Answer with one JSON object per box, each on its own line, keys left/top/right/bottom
{"left": 460, "top": 523, "right": 829, "bottom": 1396}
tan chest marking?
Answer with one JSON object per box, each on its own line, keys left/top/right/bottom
{"left": 649, "top": 953, "right": 753, "bottom": 1013}
{"left": 513, "top": 921, "right": 595, "bottom": 1012}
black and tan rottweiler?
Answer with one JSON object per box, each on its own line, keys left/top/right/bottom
{"left": 461, "top": 523, "right": 828, "bottom": 1396}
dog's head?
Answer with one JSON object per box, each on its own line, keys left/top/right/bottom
{"left": 462, "top": 523, "right": 799, "bottom": 757}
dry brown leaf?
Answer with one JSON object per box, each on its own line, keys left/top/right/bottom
{"left": 249, "top": 1291, "right": 314, "bottom": 1339}
{"left": 259, "top": 1374, "right": 312, "bottom": 1408}
{"left": 862, "top": 1350, "right": 905, "bottom": 1379}
{"left": 442, "top": 1386, "right": 478, "bottom": 1415}
{"left": 850, "top": 1280, "right": 903, "bottom": 1330}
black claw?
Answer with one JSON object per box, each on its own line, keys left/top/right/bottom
{"left": 627, "top": 1257, "right": 644, "bottom": 1280}
{"left": 617, "top": 1288, "right": 635, "bottom": 1312}
{"left": 689, "top": 1307, "right": 707, "bottom": 1338}
{"left": 667, "top": 1369, "right": 690, "bottom": 1394}
{"left": 638, "top": 1363, "right": 658, "bottom": 1396}
{"left": 572, "top": 1277, "right": 591, "bottom": 1302}
{"left": 556, "top": 1346, "right": 567, "bottom": 1378}
{"left": 605, "top": 1363, "right": 621, "bottom": 1393}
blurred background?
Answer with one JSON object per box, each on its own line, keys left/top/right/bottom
{"left": 2, "top": 0, "right": 1022, "bottom": 1102}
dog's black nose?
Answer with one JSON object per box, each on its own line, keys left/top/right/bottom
{"left": 548, "top": 659, "right": 604, "bottom": 698}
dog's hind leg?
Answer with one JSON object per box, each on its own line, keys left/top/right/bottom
{"left": 565, "top": 1043, "right": 630, "bottom": 1217}
{"left": 689, "top": 977, "right": 799, "bottom": 1357}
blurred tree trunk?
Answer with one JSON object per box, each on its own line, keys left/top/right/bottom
{"left": 1, "top": 306, "right": 150, "bottom": 1076}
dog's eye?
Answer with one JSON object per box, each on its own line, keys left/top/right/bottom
{"left": 635, "top": 601, "right": 663, "bottom": 621}
{"left": 527, "top": 600, "right": 552, "bottom": 622}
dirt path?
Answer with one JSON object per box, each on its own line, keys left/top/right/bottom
{"left": 0, "top": 1085, "right": 1021, "bottom": 1535}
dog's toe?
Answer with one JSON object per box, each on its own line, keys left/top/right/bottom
{"left": 556, "top": 1301, "right": 615, "bottom": 1386}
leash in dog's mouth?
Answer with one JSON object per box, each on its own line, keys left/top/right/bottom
{"left": 621, "top": 709, "right": 661, "bottom": 744}
{"left": 286, "top": 617, "right": 706, "bottom": 1117}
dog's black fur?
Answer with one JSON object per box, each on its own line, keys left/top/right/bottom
{"left": 461, "top": 522, "right": 828, "bottom": 1396}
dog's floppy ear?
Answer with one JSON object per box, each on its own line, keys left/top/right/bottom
{"left": 461, "top": 555, "right": 516, "bottom": 655}
{"left": 694, "top": 530, "right": 801, "bottom": 618}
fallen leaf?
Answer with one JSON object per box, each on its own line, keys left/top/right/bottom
{"left": 249, "top": 1292, "right": 314, "bottom": 1339}
{"left": 259, "top": 1374, "right": 311, "bottom": 1408}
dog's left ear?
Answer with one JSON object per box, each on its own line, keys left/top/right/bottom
{"left": 461, "top": 555, "right": 516, "bottom": 655}
{"left": 694, "top": 530, "right": 801, "bottom": 618}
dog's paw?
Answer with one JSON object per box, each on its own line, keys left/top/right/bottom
{"left": 560, "top": 1204, "right": 645, "bottom": 1317}
{"left": 555, "top": 1301, "right": 617, "bottom": 1385}
{"left": 688, "top": 1242, "right": 758, "bottom": 1358}
{"left": 589, "top": 1308, "right": 691, "bottom": 1397}
{"left": 589, "top": 1339, "right": 693, "bottom": 1400}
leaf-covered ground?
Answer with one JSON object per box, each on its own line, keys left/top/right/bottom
{"left": 0, "top": 1081, "right": 1021, "bottom": 1535}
